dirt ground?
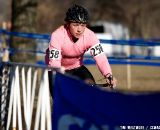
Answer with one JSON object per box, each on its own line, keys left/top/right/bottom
{"left": 86, "top": 64, "right": 160, "bottom": 92}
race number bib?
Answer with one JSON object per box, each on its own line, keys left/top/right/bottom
{"left": 49, "top": 48, "right": 61, "bottom": 60}
{"left": 90, "top": 43, "right": 104, "bottom": 57}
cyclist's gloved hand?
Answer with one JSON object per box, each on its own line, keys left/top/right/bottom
{"left": 105, "top": 73, "right": 117, "bottom": 89}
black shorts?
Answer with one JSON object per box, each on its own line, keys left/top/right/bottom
{"left": 48, "top": 65, "right": 95, "bottom": 97}
{"left": 65, "top": 65, "right": 95, "bottom": 83}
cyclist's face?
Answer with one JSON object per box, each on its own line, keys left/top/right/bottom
{"left": 69, "top": 22, "right": 87, "bottom": 38}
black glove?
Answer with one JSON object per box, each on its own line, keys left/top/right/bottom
{"left": 105, "top": 73, "right": 114, "bottom": 88}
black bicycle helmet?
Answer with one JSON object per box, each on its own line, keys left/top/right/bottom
{"left": 65, "top": 4, "right": 89, "bottom": 23}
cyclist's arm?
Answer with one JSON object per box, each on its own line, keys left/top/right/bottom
{"left": 45, "top": 33, "right": 62, "bottom": 68}
{"left": 87, "top": 30, "right": 117, "bottom": 87}
{"left": 89, "top": 43, "right": 112, "bottom": 77}
{"left": 90, "top": 44, "right": 117, "bottom": 88}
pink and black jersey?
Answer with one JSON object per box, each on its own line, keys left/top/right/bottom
{"left": 45, "top": 25, "right": 112, "bottom": 77}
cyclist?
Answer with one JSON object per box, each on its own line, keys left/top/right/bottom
{"left": 45, "top": 4, "right": 117, "bottom": 88}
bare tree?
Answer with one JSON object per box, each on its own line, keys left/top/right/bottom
{"left": 10, "top": 0, "right": 38, "bottom": 62}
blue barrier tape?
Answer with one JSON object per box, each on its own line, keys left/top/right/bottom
{"left": 0, "top": 29, "right": 50, "bottom": 40}
{"left": 84, "top": 59, "right": 160, "bottom": 67}
{"left": 3, "top": 47, "right": 160, "bottom": 67}
{"left": 2, "top": 47, "right": 160, "bottom": 61}
{"left": 1, "top": 28, "right": 160, "bottom": 46}
{"left": 1, "top": 29, "right": 160, "bottom": 67}
{"left": 84, "top": 55, "right": 160, "bottom": 60}
{"left": 36, "top": 59, "right": 160, "bottom": 67}
{"left": 100, "top": 39, "right": 160, "bottom": 46}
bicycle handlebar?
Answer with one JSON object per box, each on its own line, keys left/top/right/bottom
{"left": 92, "top": 83, "right": 114, "bottom": 89}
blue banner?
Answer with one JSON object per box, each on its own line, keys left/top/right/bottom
{"left": 52, "top": 72, "right": 160, "bottom": 130}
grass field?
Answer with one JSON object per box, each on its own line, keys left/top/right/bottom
{"left": 86, "top": 63, "right": 160, "bottom": 92}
